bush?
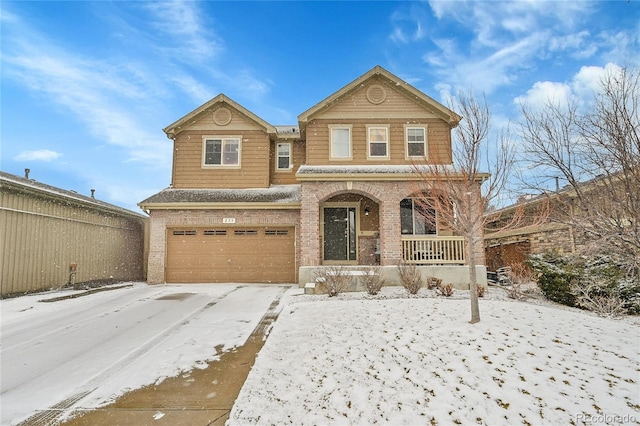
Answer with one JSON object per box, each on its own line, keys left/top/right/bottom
{"left": 397, "top": 262, "right": 422, "bottom": 295}
{"left": 359, "top": 266, "right": 386, "bottom": 295}
{"left": 527, "top": 251, "right": 640, "bottom": 315}
{"left": 315, "top": 266, "right": 352, "bottom": 297}
{"left": 502, "top": 264, "right": 535, "bottom": 300}
{"left": 426, "top": 276, "right": 442, "bottom": 290}
{"left": 477, "top": 285, "right": 486, "bottom": 298}
{"left": 438, "top": 283, "right": 454, "bottom": 297}
{"left": 526, "top": 252, "right": 579, "bottom": 307}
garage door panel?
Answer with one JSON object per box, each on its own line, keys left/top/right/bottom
{"left": 166, "top": 227, "right": 295, "bottom": 283}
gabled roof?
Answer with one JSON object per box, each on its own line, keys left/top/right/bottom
{"left": 297, "top": 65, "right": 461, "bottom": 127}
{"left": 163, "top": 93, "right": 277, "bottom": 139}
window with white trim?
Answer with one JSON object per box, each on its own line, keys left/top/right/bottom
{"left": 203, "top": 137, "right": 240, "bottom": 167}
{"left": 330, "top": 126, "right": 352, "bottom": 159}
{"left": 276, "top": 143, "right": 292, "bottom": 170}
{"left": 400, "top": 198, "right": 436, "bottom": 235}
{"left": 367, "top": 126, "right": 389, "bottom": 159}
{"left": 405, "top": 127, "right": 426, "bottom": 158}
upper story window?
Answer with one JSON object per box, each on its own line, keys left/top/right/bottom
{"left": 203, "top": 137, "right": 241, "bottom": 167}
{"left": 276, "top": 142, "right": 292, "bottom": 170}
{"left": 400, "top": 198, "right": 437, "bottom": 235}
{"left": 367, "top": 126, "right": 389, "bottom": 159}
{"left": 329, "top": 125, "right": 352, "bottom": 160}
{"left": 405, "top": 127, "right": 427, "bottom": 158}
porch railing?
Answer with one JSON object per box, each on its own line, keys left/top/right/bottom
{"left": 401, "top": 236, "right": 466, "bottom": 265}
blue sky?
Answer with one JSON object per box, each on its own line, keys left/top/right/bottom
{"left": 2, "top": 1, "right": 638, "bottom": 212}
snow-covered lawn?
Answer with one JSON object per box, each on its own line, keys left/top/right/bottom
{"left": 230, "top": 288, "right": 640, "bottom": 426}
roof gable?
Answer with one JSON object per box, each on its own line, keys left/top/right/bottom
{"left": 297, "top": 65, "right": 461, "bottom": 127}
{"left": 163, "top": 94, "right": 276, "bottom": 139}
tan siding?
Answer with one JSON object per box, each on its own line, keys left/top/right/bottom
{"left": 172, "top": 129, "right": 270, "bottom": 189}
{"left": 316, "top": 77, "right": 442, "bottom": 120}
{"left": 306, "top": 119, "right": 452, "bottom": 165}
{"left": 1, "top": 185, "right": 146, "bottom": 297}
{"left": 303, "top": 76, "right": 453, "bottom": 166}
{"left": 177, "top": 106, "right": 265, "bottom": 132}
{"left": 270, "top": 140, "right": 306, "bottom": 186}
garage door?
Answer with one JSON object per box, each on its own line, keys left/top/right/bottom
{"left": 166, "top": 227, "right": 295, "bottom": 283}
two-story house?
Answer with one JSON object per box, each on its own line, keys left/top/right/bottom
{"left": 139, "top": 66, "right": 486, "bottom": 288}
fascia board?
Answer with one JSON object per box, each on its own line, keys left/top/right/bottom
{"left": 295, "top": 173, "right": 490, "bottom": 182}
{"left": 138, "top": 202, "right": 301, "bottom": 210}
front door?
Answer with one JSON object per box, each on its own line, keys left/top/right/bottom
{"left": 323, "top": 206, "right": 357, "bottom": 262}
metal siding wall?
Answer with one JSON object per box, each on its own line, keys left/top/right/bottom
{"left": 1, "top": 187, "right": 146, "bottom": 297}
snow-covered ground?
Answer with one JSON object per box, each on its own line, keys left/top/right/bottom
{"left": 230, "top": 287, "right": 640, "bottom": 426}
{"left": 2, "top": 283, "right": 638, "bottom": 426}
{"left": 0, "top": 283, "right": 292, "bottom": 425}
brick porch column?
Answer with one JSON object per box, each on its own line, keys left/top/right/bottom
{"left": 147, "top": 212, "right": 167, "bottom": 284}
{"left": 379, "top": 191, "right": 403, "bottom": 266}
{"left": 299, "top": 184, "right": 321, "bottom": 266}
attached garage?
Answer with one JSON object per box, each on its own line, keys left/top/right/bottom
{"left": 166, "top": 226, "right": 296, "bottom": 283}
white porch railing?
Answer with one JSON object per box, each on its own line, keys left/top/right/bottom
{"left": 401, "top": 236, "right": 466, "bottom": 265}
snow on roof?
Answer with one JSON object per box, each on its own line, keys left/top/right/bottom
{"left": 0, "top": 171, "right": 146, "bottom": 218}
{"left": 274, "top": 126, "right": 300, "bottom": 135}
{"left": 139, "top": 184, "right": 301, "bottom": 205}
{"left": 296, "top": 164, "right": 457, "bottom": 174}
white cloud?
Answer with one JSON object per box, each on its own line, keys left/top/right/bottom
{"left": 514, "top": 62, "right": 623, "bottom": 108}
{"left": 142, "top": 0, "right": 222, "bottom": 61}
{"left": 2, "top": 12, "right": 172, "bottom": 168}
{"left": 14, "top": 149, "right": 62, "bottom": 162}
{"left": 514, "top": 81, "right": 573, "bottom": 107}
{"left": 416, "top": 0, "right": 611, "bottom": 97}
{"left": 389, "top": 5, "right": 428, "bottom": 44}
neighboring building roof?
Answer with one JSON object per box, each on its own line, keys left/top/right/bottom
{"left": 138, "top": 185, "right": 301, "bottom": 209}
{"left": 297, "top": 65, "right": 461, "bottom": 127}
{"left": 162, "top": 93, "right": 278, "bottom": 139}
{"left": 0, "top": 171, "right": 147, "bottom": 219}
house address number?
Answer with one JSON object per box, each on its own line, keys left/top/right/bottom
{"left": 223, "top": 218, "right": 236, "bottom": 224}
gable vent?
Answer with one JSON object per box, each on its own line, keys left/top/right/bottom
{"left": 367, "top": 84, "right": 386, "bottom": 104}
{"left": 213, "top": 107, "right": 232, "bottom": 126}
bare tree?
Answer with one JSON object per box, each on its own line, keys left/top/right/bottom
{"left": 412, "top": 92, "right": 535, "bottom": 323}
{"left": 517, "top": 66, "right": 640, "bottom": 278}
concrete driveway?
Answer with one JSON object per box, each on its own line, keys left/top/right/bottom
{"left": 1, "top": 283, "right": 293, "bottom": 425}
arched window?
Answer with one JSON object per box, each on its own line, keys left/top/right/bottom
{"left": 400, "top": 198, "right": 437, "bottom": 235}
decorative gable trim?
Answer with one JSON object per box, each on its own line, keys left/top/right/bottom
{"left": 163, "top": 94, "right": 277, "bottom": 139}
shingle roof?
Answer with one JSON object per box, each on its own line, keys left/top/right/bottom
{"left": 139, "top": 185, "right": 301, "bottom": 206}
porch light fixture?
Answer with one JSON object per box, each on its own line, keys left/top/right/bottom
{"left": 364, "top": 208, "right": 370, "bottom": 216}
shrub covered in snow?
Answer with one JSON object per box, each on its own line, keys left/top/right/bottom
{"left": 527, "top": 252, "right": 640, "bottom": 316}
{"left": 527, "top": 252, "right": 579, "bottom": 307}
